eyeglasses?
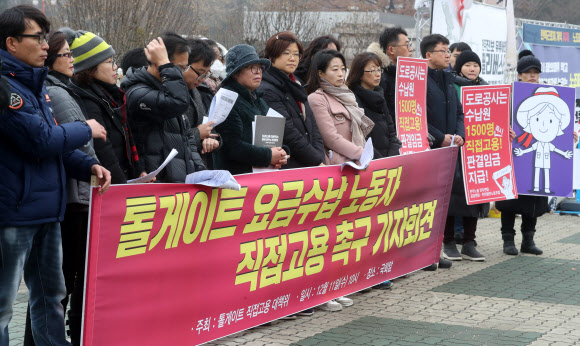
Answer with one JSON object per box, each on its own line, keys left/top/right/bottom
{"left": 393, "top": 42, "right": 413, "bottom": 49}
{"left": 56, "top": 52, "right": 73, "bottom": 59}
{"left": 363, "top": 69, "right": 382, "bottom": 75}
{"left": 190, "top": 66, "right": 212, "bottom": 81}
{"left": 16, "top": 33, "right": 49, "bottom": 45}
{"left": 281, "top": 51, "right": 301, "bottom": 60}
{"left": 247, "top": 65, "right": 266, "bottom": 74}
{"left": 103, "top": 57, "right": 117, "bottom": 67}
{"left": 430, "top": 50, "right": 451, "bottom": 55}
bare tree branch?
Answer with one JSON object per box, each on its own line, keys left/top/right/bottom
{"left": 48, "top": 0, "right": 207, "bottom": 58}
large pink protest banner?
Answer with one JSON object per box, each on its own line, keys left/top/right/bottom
{"left": 395, "top": 57, "right": 430, "bottom": 154}
{"left": 460, "top": 85, "right": 517, "bottom": 204}
{"left": 82, "top": 148, "right": 458, "bottom": 346}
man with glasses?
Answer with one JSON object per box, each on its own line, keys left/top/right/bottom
{"left": 184, "top": 38, "right": 220, "bottom": 168}
{"left": 0, "top": 5, "right": 111, "bottom": 345}
{"left": 378, "top": 26, "right": 413, "bottom": 127}
{"left": 122, "top": 32, "right": 207, "bottom": 183}
{"left": 421, "top": 34, "right": 468, "bottom": 268}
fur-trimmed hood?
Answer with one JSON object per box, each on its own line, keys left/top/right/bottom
{"left": 367, "top": 42, "right": 391, "bottom": 68}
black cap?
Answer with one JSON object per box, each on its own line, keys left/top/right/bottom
{"left": 454, "top": 50, "right": 481, "bottom": 75}
{"left": 517, "top": 55, "right": 542, "bottom": 73}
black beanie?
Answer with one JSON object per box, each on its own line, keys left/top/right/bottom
{"left": 454, "top": 50, "right": 481, "bottom": 75}
{"left": 517, "top": 55, "right": 542, "bottom": 73}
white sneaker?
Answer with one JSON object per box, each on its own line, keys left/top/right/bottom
{"left": 317, "top": 300, "right": 342, "bottom": 312}
{"left": 335, "top": 296, "right": 353, "bottom": 307}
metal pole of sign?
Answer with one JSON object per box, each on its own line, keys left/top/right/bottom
{"left": 413, "top": 1, "right": 432, "bottom": 59}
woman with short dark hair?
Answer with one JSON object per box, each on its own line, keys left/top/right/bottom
{"left": 294, "top": 35, "right": 341, "bottom": 83}
{"left": 258, "top": 31, "right": 325, "bottom": 169}
{"left": 346, "top": 52, "right": 401, "bottom": 158}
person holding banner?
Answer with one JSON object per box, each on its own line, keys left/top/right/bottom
{"left": 307, "top": 49, "right": 374, "bottom": 166}
{"left": 346, "top": 52, "right": 401, "bottom": 158}
{"left": 213, "top": 44, "right": 289, "bottom": 174}
{"left": 306, "top": 49, "right": 374, "bottom": 310}
{"left": 495, "top": 55, "right": 547, "bottom": 256}
{"left": 0, "top": 5, "right": 111, "bottom": 345}
{"left": 452, "top": 50, "right": 490, "bottom": 245}
{"left": 259, "top": 31, "right": 326, "bottom": 170}
{"left": 422, "top": 34, "right": 485, "bottom": 263}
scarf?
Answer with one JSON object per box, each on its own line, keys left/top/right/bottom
{"left": 319, "top": 78, "right": 374, "bottom": 147}
{"left": 95, "top": 81, "right": 140, "bottom": 165}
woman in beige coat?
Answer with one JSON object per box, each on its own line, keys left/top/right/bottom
{"left": 306, "top": 49, "right": 374, "bottom": 165}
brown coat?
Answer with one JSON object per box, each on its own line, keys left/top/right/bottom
{"left": 308, "top": 89, "right": 363, "bottom": 165}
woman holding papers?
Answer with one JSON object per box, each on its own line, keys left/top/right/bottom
{"left": 65, "top": 29, "right": 145, "bottom": 184}
{"left": 213, "top": 44, "right": 289, "bottom": 175}
{"left": 307, "top": 49, "right": 374, "bottom": 166}
{"left": 259, "top": 31, "right": 326, "bottom": 169}
{"left": 347, "top": 52, "right": 401, "bottom": 158}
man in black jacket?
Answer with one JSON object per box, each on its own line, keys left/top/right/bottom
{"left": 379, "top": 26, "right": 414, "bottom": 126}
{"left": 184, "top": 38, "right": 220, "bottom": 168}
{"left": 422, "top": 34, "right": 473, "bottom": 267}
{"left": 122, "top": 33, "right": 206, "bottom": 183}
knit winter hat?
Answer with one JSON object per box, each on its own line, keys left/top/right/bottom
{"left": 60, "top": 27, "right": 115, "bottom": 73}
{"left": 517, "top": 55, "right": 542, "bottom": 74}
{"left": 454, "top": 50, "right": 481, "bottom": 75}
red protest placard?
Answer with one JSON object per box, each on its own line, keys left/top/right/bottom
{"left": 460, "top": 85, "right": 517, "bottom": 204}
{"left": 395, "top": 57, "right": 429, "bottom": 154}
{"left": 82, "top": 148, "right": 458, "bottom": 346}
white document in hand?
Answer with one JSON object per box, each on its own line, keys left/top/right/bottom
{"left": 206, "top": 88, "right": 238, "bottom": 127}
{"left": 185, "top": 170, "right": 241, "bottom": 191}
{"left": 341, "top": 138, "right": 374, "bottom": 171}
{"left": 127, "top": 148, "right": 178, "bottom": 184}
{"left": 266, "top": 108, "right": 284, "bottom": 118}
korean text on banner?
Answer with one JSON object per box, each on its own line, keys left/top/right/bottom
{"left": 395, "top": 57, "right": 429, "bottom": 154}
{"left": 512, "top": 82, "right": 575, "bottom": 197}
{"left": 82, "top": 148, "right": 458, "bottom": 346}
{"left": 431, "top": 0, "right": 507, "bottom": 85}
{"left": 460, "top": 85, "right": 516, "bottom": 204}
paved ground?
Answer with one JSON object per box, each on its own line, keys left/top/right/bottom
{"left": 8, "top": 213, "right": 580, "bottom": 345}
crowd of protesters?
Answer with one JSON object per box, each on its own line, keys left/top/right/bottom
{"left": 0, "top": 4, "right": 576, "bottom": 346}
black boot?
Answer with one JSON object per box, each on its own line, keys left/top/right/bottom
{"left": 502, "top": 234, "right": 518, "bottom": 256}
{"left": 503, "top": 240, "right": 518, "bottom": 255}
{"left": 521, "top": 232, "right": 543, "bottom": 255}
{"left": 438, "top": 257, "right": 452, "bottom": 268}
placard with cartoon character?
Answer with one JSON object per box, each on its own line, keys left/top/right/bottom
{"left": 512, "top": 82, "right": 575, "bottom": 197}
{"left": 573, "top": 100, "right": 580, "bottom": 190}
{"left": 460, "top": 85, "right": 517, "bottom": 204}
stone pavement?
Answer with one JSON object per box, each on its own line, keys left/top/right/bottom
{"left": 8, "top": 213, "right": 580, "bottom": 345}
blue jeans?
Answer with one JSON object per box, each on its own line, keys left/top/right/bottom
{"left": 0, "top": 223, "right": 71, "bottom": 346}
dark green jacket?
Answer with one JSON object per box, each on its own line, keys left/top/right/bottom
{"left": 213, "top": 80, "right": 272, "bottom": 175}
